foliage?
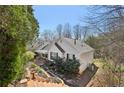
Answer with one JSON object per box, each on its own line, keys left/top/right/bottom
{"left": 109, "top": 64, "right": 124, "bottom": 73}
{"left": 115, "top": 65, "right": 124, "bottom": 72}
{"left": 47, "top": 57, "right": 80, "bottom": 74}
{"left": 94, "top": 59, "right": 124, "bottom": 86}
{"left": 0, "top": 33, "right": 26, "bottom": 86}
{"left": 86, "top": 6, "right": 124, "bottom": 85}
{"left": 31, "top": 63, "right": 37, "bottom": 68}
{"left": 0, "top": 6, "right": 39, "bottom": 86}
{"left": 23, "top": 51, "right": 35, "bottom": 62}
{"left": 31, "top": 63, "right": 50, "bottom": 78}
{"left": 0, "top": 6, "right": 39, "bottom": 43}
{"left": 85, "top": 35, "right": 103, "bottom": 58}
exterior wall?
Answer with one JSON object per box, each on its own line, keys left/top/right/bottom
{"left": 79, "top": 51, "right": 94, "bottom": 74}
{"left": 48, "top": 44, "right": 63, "bottom": 60}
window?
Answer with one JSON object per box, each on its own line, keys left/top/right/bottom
{"left": 67, "top": 53, "right": 75, "bottom": 60}
{"left": 50, "top": 52, "right": 58, "bottom": 59}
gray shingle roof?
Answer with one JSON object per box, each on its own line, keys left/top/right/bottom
{"left": 36, "top": 38, "right": 94, "bottom": 54}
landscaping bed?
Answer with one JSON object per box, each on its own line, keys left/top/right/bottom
{"left": 39, "top": 58, "right": 98, "bottom": 87}
{"left": 8, "top": 62, "right": 65, "bottom": 87}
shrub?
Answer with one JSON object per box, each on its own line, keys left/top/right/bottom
{"left": 23, "top": 51, "right": 35, "bottom": 62}
{"left": 31, "top": 63, "right": 37, "bottom": 68}
{"left": 64, "top": 59, "right": 80, "bottom": 74}
{"left": 49, "top": 57, "right": 80, "bottom": 74}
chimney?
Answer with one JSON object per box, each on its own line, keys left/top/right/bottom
{"left": 74, "top": 39, "right": 76, "bottom": 45}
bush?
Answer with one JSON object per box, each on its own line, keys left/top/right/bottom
{"left": 30, "top": 63, "right": 50, "bottom": 78}
{"left": 31, "top": 63, "right": 37, "bottom": 68}
{"left": 63, "top": 59, "right": 80, "bottom": 74}
{"left": 49, "top": 57, "right": 80, "bottom": 74}
{"left": 23, "top": 51, "right": 35, "bottom": 62}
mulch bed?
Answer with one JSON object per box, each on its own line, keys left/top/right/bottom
{"left": 34, "top": 56, "right": 98, "bottom": 87}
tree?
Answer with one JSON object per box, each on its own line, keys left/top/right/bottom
{"left": 81, "top": 26, "right": 90, "bottom": 41}
{"left": 73, "top": 24, "right": 81, "bottom": 40}
{"left": 0, "top": 5, "right": 39, "bottom": 86}
{"left": 41, "top": 30, "right": 55, "bottom": 42}
{"left": 86, "top": 5, "right": 124, "bottom": 86}
{"left": 56, "top": 24, "right": 62, "bottom": 39}
{"left": 63, "top": 23, "right": 72, "bottom": 38}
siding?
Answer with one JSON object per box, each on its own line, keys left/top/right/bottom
{"left": 48, "top": 44, "right": 63, "bottom": 60}
{"left": 79, "top": 51, "right": 94, "bottom": 74}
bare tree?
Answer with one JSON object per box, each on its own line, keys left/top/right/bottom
{"left": 56, "top": 24, "right": 63, "bottom": 39}
{"left": 86, "top": 5, "right": 124, "bottom": 86}
{"left": 63, "top": 23, "right": 72, "bottom": 38}
{"left": 41, "top": 29, "right": 55, "bottom": 42}
{"left": 81, "top": 26, "right": 90, "bottom": 41}
{"left": 73, "top": 24, "right": 81, "bottom": 40}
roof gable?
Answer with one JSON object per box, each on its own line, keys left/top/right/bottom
{"left": 37, "top": 38, "right": 94, "bottom": 54}
{"left": 60, "top": 38, "right": 94, "bottom": 54}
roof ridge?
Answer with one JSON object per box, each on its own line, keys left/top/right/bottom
{"left": 64, "top": 38, "right": 94, "bottom": 54}
{"left": 63, "top": 38, "right": 79, "bottom": 52}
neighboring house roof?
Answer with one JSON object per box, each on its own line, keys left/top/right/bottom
{"left": 36, "top": 38, "right": 94, "bottom": 55}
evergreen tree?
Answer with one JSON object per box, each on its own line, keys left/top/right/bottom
{"left": 0, "top": 5, "right": 39, "bottom": 86}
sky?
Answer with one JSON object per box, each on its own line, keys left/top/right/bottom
{"left": 33, "top": 5, "right": 89, "bottom": 35}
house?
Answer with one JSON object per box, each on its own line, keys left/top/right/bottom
{"left": 35, "top": 37, "right": 94, "bottom": 74}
